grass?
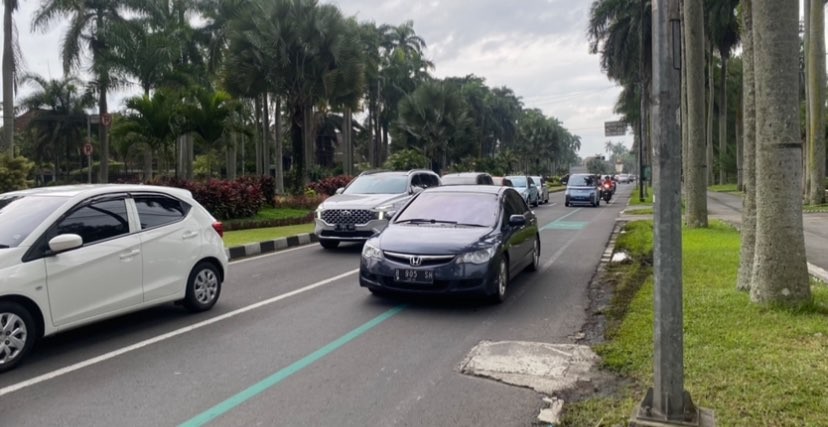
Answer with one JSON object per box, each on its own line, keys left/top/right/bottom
{"left": 708, "top": 183, "right": 740, "bottom": 193}
{"left": 221, "top": 207, "right": 313, "bottom": 231}
{"left": 803, "top": 204, "right": 828, "bottom": 214}
{"left": 222, "top": 223, "right": 315, "bottom": 247}
{"left": 562, "top": 221, "right": 828, "bottom": 426}
{"left": 548, "top": 185, "right": 566, "bottom": 193}
{"left": 627, "top": 186, "right": 654, "bottom": 206}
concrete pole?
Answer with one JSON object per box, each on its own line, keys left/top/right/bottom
{"left": 631, "top": 0, "right": 714, "bottom": 424}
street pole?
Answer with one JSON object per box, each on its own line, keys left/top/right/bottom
{"left": 638, "top": 0, "right": 647, "bottom": 202}
{"left": 630, "top": 0, "right": 714, "bottom": 425}
{"left": 87, "top": 115, "right": 92, "bottom": 184}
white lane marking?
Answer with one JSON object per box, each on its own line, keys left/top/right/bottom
{"left": 230, "top": 243, "right": 318, "bottom": 264}
{"left": 0, "top": 268, "right": 360, "bottom": 398}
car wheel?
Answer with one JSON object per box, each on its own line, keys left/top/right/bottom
{"left": 490, "top": 258, "right": 509, "bottom": 303}
{"left": 319, "top": 239, "right": 340, "bottom": 249}
{"left": 0, "top": 301, "right": 37, "bottom": 373}
{"left": 526, "top": 237, "right": 540, "bottom": 272}
{"left": 183, "top": 262, "right": 222, "bottom": 312}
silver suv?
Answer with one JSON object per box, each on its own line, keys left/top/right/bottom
{"left": 314, "top": 170, "right": 441, "bottom": 249}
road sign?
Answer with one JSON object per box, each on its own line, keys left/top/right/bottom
{"left": 100, "top": 113, "right": 112, "bottom": 128}
{"left": 83, "top": 143, "right": 93, "bottom": 156}
{"left": 604, "top": 120, "right": 627, "bottom": 137}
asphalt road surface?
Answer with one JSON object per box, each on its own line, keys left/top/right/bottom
{"left": 0, "top": 184, "right": 635, "bottom": 427}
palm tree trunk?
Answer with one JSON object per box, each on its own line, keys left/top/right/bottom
{"left": 2, "top": 2, "right": 14, "bottom": 156}
{"left": 684, "top": 0, "right": 708, "bottom": 227}
{"left": 262, "top": 93, "right": 271, "bottom": 177}
{"left": 718, "top": 55, "right": 728, "bottom": 185}
{"left": 367, "top": 96, "right": 375, "bottom": 167}
{"left": 254, "top": 96, "right": 262, "bottom": 176}
{"left": 227, "top": 133, "right": 237, "bottom": 180}
{"left": 706, "top": 42, "right": 715, "bottom": 186}
{"left": 344, "top": 107, "right": 353, "bottom": 175}
{"left": 302, "top": 102, "right": 313, "bottom": 183}
{"left": 750, "top": 0, "right": 811, "bottom": 306}
{"left": 291, "top": 103, "right": 305, "bottom": 189}
{"left": 807, "top": 0, "right": 826, "bottom": 205}
{"left": 143, "top": 144, "right": 152, "bottom": 182}
{"left": 98, "top": 87, "right": 110, "bottom": 183}
{"left": 274, "top": 96, "right": 284, "bottom": 194}
{"left": 804, "top": 0, "right": 812, "bottom": 198}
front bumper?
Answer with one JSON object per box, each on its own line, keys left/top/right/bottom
{"left": 315, "top": 218, "right": 390, "bottom": 241}
{"left": 359, "top": 255, "right": 499, "bottom": 297}
{"left": 566, "top": 192, "right": 596, "bottom": 205}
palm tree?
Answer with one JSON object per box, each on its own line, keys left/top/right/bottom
{"left": 18, "top": 73, "right": 95, "bottom": 181}
{"left": 112, "top": 90, "right": 180, "bottom": 180}
{"left": 706, "top": 0, "right": 740, "bottom": 185}
{"left": 737, "top": 0, "right": 756, "bottom": 292}
{"left": 684, "top": 0, "right": 708, "bottom": 227}
{"left": 749, "top": 0, "right": 811, "bottom": 306}
{"left": 2, "top": 0, "right": 22, "bottom": 155}
{"left": 32, "top": 0, "right": 131, "bottom": 183}
{"left": 806, "top": 0, "right": 826, "bottom": 205}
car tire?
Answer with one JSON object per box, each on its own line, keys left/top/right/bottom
{"left": 0, "top": 301, "right": 37, "bottom": 373}
{"left": 490, "top": 258, "right": 509, "bottom": 304}
{"left": 183, "top": 262, "right": 222, "bottom": 312}
{"left": 319, "top": 239, "right": 340, "bottom": 249}
{"left": 526, "top": 237, "right": 540, "bottom": 272}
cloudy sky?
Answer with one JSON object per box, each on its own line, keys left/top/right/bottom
{"left": 6, "top": 0, "right": 634, "bottom": 157}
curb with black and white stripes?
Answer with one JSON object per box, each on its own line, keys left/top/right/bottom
{"left": 225, "top": 233, "right": 319, "bottom": 261}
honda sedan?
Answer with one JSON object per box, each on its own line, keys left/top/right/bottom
{"left": 359, "top": 185, "right": 540, "bottom": 302}
{"left": 0, "top": 185, "right": 228, "bottom": 372}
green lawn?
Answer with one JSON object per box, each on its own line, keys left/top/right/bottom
{"left": 803, "top": 204, "right": 828, "bottom": 214}
{"left": 628, "top": 186, "right": 654, "bottom": 206}
{"left": 708, "top": 183, "right": 740, "bottom": 193}
{"left": 222, "top": 223, "right": 315, "bottom": 247}
{"left": 562, "top": 221, "right": 828, "bottom": 426}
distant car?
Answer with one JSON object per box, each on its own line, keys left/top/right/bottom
{"left": 314, "top": 169, "right": 441, "bottom": 249}
{"left": 441, "top": 172, "right": 494, "bottom": 185}
{"left": 565, "top": 173, "right": 602, "bottom": 207}
{"left": 617, "top": 174, "right": 631, "bottom": 184}
{"left": 0, "top": 184, "right": 228, "bottom": 372}
{"left": 530, "top": 176, "right": 549, "bottom": 204}
{"left": 505, "top": 175, "right": 540, "bottom": 207}
{"left": 359, "top": 185, "right": 540, "bottom": 302}
{"left": 492, "top": 177, "right": 513, "bottom": 187}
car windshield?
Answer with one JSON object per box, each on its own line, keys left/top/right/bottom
{"left": 395, "top": 192, "right": 498, "bottom": 227}
{"left": 531, "top": 176, "right": 542, "bottom": 186}
{"left": 343, "top": 174, "right": 408, "bottom": 194}
{"left": 0, "top": 195, "right": 68, "bottom": 248}
{"left": 441, "top": 176, "right": 476, "bottom": 185}
{"left": 506, "top": 176, "right": 527, "bottom": 187}
{"left": 568, "top": 175, "right": 596, "bottom": 187}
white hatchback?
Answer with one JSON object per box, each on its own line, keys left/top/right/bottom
{"left": 0, "top": 184, "right": 228, "bottom": 372}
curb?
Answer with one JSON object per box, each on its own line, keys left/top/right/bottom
{"left": 225, "top": 233, "right": 319, "bottom": 261}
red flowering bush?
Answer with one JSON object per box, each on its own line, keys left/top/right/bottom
{"left": 306, "top": 175, "right": 354, "bottom": 196}
{"left": 148, "top": 176, "right": 264, "bottom": 220}
{"left": 274, "top": 194, "right": 327, "bottom": 210}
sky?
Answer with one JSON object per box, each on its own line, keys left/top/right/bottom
{"left": 4, "top": 0, "right": 635, "bottom": 158}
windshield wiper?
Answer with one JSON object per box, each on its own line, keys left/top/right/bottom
{"left": 0, "top": 244, "right": 9, "bottom": 249}
{"left": 396, "top": 218, "right": 457, "bottom": 225}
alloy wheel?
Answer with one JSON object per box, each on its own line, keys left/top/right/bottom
{"left": 193, "top": 268, "right": 219, "bottom": 305}
{"left": 0, "top": 312, "right": 27, "bottom": 367}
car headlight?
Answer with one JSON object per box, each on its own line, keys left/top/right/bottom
{"left": 315, "top": 205, "right": 324, "bottom": 219}
{"left": 362, "top": 242, "right": 383, "bottom": 259}
{"left": 375, "top": 201, "right": 405, "bottom": 220}
{"left": 458, "top": 246, "right": 497, "bottom": 264}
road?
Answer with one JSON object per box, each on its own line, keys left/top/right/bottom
{"left": 0, "top": 184, "right": 635, "bottom": 427}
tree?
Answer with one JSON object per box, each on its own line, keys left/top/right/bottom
{"left": 112, "top": 90, "right": 180, "bottom": 180}
{"left": 2, "top": 0, "right": 22, "bottom": 155}
{"left": 806, "top": 0, "right": 826, "bottom": 205}
{"left": 737, "top": 0, "right": 756, "bottom": 292}
{"left": 33, "top": 0, "right": 130, "bottom": 183}
{"left": 684, "top": 0, "right": 708, "bottom": 227}
{"left": 706, "top": 0, "right": 740, "bottom": 185}
{"left": 749, "top": 0, "right": 811, "bottom": 306}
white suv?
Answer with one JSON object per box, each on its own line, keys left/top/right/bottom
{"left": 314, "top": 170, "right": 441, "bottom": 249}
{"left": 0, "top": 184, "right": 228, "bottom": 372}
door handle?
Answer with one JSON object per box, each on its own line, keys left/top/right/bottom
{"left": 120, "top": 249, "right": 141, "bottom": 259}
{"left": 182, "top": 231, "right": 199, "bottom": 240}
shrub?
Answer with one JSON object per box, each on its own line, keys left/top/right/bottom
{"left": 0, "top": 154, "right": 34, "bottom": 193}
{"left": 274, "top": 193, "right": 327, "bottom": 210}
{"left": 237, "top": 175, "right": 275, "bottom": 206}
{"left": 306, "top": 175, "right": 353, "bottom": 196}
{"left": 148, "top": 176, "right": 264, "bottom": 220}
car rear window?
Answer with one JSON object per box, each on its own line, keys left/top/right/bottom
{"left": 343, "top": 174, "right": 408, "bottom": 194}
{"left": 441, "top": 176, "right": 477, "bottom": 185}
{"left": 0, "top": 195, "right": 68, "bottom": 248}
{"left": 134, "top": 195, "right": 191, "bottom": 229}
{"left": 568, "top": 175, "right": 596, "bottom": 186}
{"left": 506, "top": 176, "right": 527, "bottom": 187}
{"left": 395, "top": 192, "right": 499, "bottom": 227}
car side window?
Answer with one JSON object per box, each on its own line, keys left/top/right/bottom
{"left": 424, "top": 174, "right": 440, "bottom": 188}
{"left": 134, "top": 195, "right": 191, "bottom": 230}
{"left": 54, "top": 199, "right": 130, "bottom": 245}
{"left": 502, "top": 191, "right": 527, "bottom": 226}
{"left": 410, "top": 174, "right": 424, "bottom": 189}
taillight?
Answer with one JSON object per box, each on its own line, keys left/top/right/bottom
{"left": 212, "top": 221, "right": 224, "bottom": 238}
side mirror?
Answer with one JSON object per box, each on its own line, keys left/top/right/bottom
{"left": 410, "top": 186, "right": 424, "bottom": 195}
{"left": 335, "top": 188, "right": 344, "bottom": 195}
{"left": 508, "top": 214, "right": 527, "bottom": 227}
{"left": 49, "top": 234, "right": 83, "bottom": 253}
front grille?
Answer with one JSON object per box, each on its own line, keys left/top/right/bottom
{"left": 321, "top": 209, "right": 377, "bottom": 225}
{"left": 320, "top": 230, "right": 375, "bottom": 238}
{"left": 383, "top": 251, "right": 456, "bottom": 267}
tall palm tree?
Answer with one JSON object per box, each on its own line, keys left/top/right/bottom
{"left": 684, "top": 0, "right": 707, "bottom": 227}
{"left": 32, "top": 0, "right": 131, "bottom": 183}
{"left": 706, "top": 0, "right": 740, "bottom": 185}
{"left": 806, "top": 0, "right": 826, "bottom": 205}
{"left": 750, "top": 0, "right": 811, "bottom": 306}
{"left": 737, "top": 0, "right": 756, "bottom": 292}
{"left": 2, "top": 0, "right": 22, "bottom": 155}
{"left": 112, "top": 90, "right": 180, "bottom": 180}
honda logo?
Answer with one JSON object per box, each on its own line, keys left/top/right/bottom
{"left": 409, "top": 256, "right": 422, "bottom": 267}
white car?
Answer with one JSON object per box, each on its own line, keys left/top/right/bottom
{"left": 0, "top": 184, "right": 228, "bottom": 372}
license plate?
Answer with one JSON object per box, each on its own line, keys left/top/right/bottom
{"left": 394, "top": 269, "right": 434, "bottom": 285}
{"left": 335, "top": 224, "right": 355, "bottom": 231}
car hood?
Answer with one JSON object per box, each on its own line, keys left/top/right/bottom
{"left": 318, "top": 193, "right": 409, "bottom": 210}
{"left": 378, "top": 225, "right": 496, "bottom": 254}
{"left": 0, "top": 247, "right": 26, "bottom": 270}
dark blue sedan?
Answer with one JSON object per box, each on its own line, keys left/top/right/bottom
{"left": 359, "top": 185, "right": 540, "bottom": 302}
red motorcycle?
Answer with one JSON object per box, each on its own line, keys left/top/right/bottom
{"left": 602, "top": 181, "right": 613, "bottom": 202}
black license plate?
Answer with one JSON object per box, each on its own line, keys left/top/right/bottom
{"left": 335, "top": 224, "right": 356, "bottom": 231}
{"left": 394, "top": 269, "right": 434, "bottom": 285}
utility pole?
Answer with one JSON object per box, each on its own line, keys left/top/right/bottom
{"left": 630, "top": 0, "right": 715, "bottom": 425}
{"left": 638, "top": 0, "right": 647, "bottom": 202}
